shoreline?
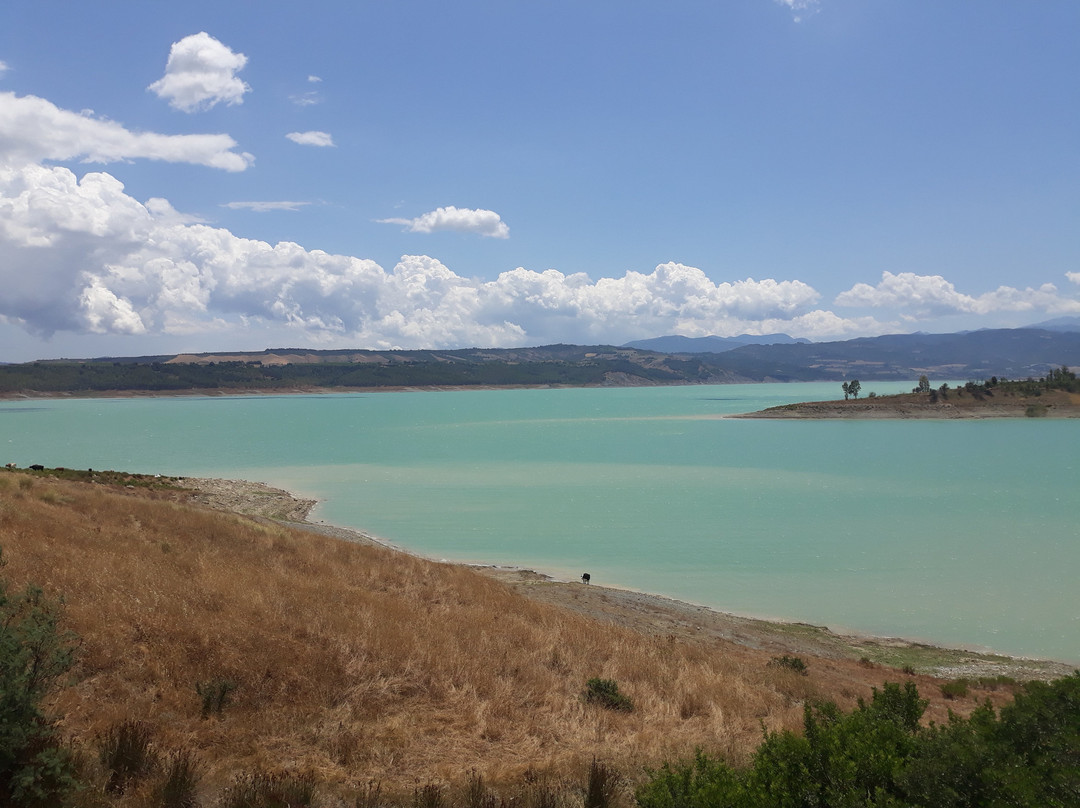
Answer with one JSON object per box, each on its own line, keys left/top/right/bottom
{"left": 178, "top": 475, "right": 1076, "bottom": 682}
{"left": 732, "top": 389, "right": 1080, "bottom": 419}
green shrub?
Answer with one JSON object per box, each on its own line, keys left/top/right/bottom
{"left": 638, "top": 674, "right": 1080, "bottom": 807}
{"left": 583, "top": 678, "right": 633, "bottom": 712}
{"left": 940, "top": 679, "right": 970, "bottom": 700}
{"left": 0, "top": 548, "right": 80, "bottom": 807}
{"left": 636, "top": 751, "right": 742, "bottom": 808}
{"left": 767, "top": 655, "right": 808, "bottom": 676}
{"left": 98, "top": 718, "right": 157, "bottom": 795}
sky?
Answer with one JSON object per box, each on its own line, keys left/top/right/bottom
{"left": 1, "top": 1, "right": 1078, "bottom": 361}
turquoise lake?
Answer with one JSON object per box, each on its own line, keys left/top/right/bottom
{"left": 2, "top": 382, "right": 1077, "bottom": 662}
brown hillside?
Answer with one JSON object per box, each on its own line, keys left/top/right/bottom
{"left": 0, "top": 470, "right": 1056, "bottom": 803}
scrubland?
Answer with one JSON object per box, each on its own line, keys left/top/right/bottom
{"left": 0, "top": 470, "right": 1038, "bottom": 805}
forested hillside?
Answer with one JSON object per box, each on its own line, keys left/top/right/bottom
{"left": 2, "top": 328, "right": 1079, "bottom": 396}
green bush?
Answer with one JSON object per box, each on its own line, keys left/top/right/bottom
{"left": 0, "top": 548, "right": 80, "bottom": 807}
{"left": 583, "top": 678, "right": 633, "bottom": 712}
{"left": 940, "top": 679, "right": 970, "bottom": 700}
{"left": 637, "top": 675, "right": 1080, "bottom": 807}
{"left": 767, "top": 655, "right": 808, "bottom": 676}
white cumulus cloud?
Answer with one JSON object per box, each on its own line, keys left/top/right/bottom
{"left": 835, "top": 271, "right": 978, "bottom": 316}
{"left": 0, "top": 155, "right": 876, "bottom": 345}
{"left": 378, "top": 206, "right": 510, "bottom": 239}
{"left": 0, "top": 91, "right": 253, "bottom": 171}
{"left": 836, "top": 271, "right": 1080, "bottom": 317}
{"left": 148, "top": 32, "right": 251, "bottom": 113}
{"left": 286, "top": 131, "right": 334, "bottom": 147}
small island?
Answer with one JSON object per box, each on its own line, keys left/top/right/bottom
{"left": 737, "top": 368, "right": 1080, "bottom": 419}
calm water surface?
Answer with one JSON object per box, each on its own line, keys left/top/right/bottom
{"left": 2, "top": 382, "right": 1076, "bottom": 662}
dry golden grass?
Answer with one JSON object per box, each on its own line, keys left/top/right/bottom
{"left": 0, "top": 471, "right": 1009, "bottom": 804}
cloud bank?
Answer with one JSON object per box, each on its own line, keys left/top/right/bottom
{"left": 379, "top": 206, "right": 511, "bottom": 239}
{"left": 148, "top": 32, "right": 251, "bottom": 113}
{"left": 2, "top": 81, "right": 1078, "bottom": 355}
{"left": 836, "top": 271, "right": 1080, "bottom": 318}
{"left": 0, "top": 157, "right": 858, "bottom": 345}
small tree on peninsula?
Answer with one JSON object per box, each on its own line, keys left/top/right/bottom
{"left": 842, "top": 379, "right": 861, "bottom": 400}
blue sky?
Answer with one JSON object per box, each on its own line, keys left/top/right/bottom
{"left": 1, "top": 1, "right": 1078, "bottom": 361}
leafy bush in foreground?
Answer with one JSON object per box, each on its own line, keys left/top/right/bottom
{"left": 637, "top": 674, "right": 1080, "bottom": 808}
{"left": 0, "top": 548, "right": 80, "bottom": 806}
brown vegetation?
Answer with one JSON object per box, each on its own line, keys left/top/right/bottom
{"left": 0, "top": 469, "right": 1050, "bottom": 804}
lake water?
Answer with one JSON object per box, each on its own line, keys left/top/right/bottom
{"left": 2, "top": 382, "right": 1077, "bottom": 663}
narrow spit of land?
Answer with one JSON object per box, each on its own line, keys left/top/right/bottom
{"left": 180, "top": 476, "right": 1074, "bottom": 682}
{"left": 731, "top": 387, "right": 1080, "bottom": 419}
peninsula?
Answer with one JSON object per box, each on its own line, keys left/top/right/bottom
{"left": 736, "top": 371, "right": 1080, "bottom": 419}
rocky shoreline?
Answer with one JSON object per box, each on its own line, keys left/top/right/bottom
{"left": 176, "top": 476, "right": 1075, "bottom": 682}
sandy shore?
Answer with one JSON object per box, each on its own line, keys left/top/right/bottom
{"left": 177, "top": 476, "right": 1075, "bottom": 682}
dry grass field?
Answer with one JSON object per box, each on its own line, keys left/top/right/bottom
{"left": 0, "top": 469, "right": 1043, "bottom": 806}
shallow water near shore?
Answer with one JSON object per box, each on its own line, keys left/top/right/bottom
{"left": 2, "top": 382, "right": 1077, "bottom": 662}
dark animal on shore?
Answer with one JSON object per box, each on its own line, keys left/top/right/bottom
{"left": 29, "top": 464, "right": 44, "bottom": 471}
{"left": 581, "top": 573, "right": 591, "bottom": 585}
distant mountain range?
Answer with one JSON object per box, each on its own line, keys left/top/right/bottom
{"left": 3, "top": 327, "right": 1080, "bottom": 394}
{"left": 622, "top": 333, "right": 811, "bottom": 353}
{"left": 708, "top": 328, "right": 1080, "bottom": 382}
{"left": 1026, "top": 316, "right": 1080, "bottom": 333}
